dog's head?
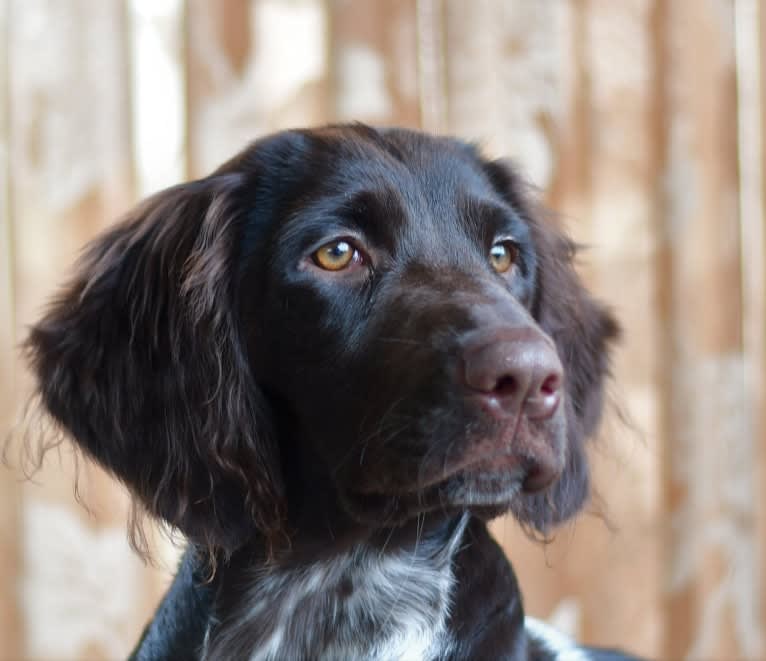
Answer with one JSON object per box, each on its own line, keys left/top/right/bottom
{"left": 26, "top": 125, "right": 618, "bottom": 555}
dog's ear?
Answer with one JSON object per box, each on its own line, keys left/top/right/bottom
{"left": 25, "top": 172, "right": 284, "bottom": 556}
{"left": 483, "top": 160, "right": 619, "bottom": 532}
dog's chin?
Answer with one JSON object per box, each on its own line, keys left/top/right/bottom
{"left": 338, "top": 468, "right": 530, "bottom": 528}
{"left": 334, "top": 419, "right": 567, "bottom": 528}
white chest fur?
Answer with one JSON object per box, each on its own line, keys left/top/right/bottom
{"left": 202, "top": 516, "right": 469, "bottom": 661}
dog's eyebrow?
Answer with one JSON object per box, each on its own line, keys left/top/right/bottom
{"left": 338, "top": 187, "right": 405, "bottom": 231}
{"left": 273, "top": 186, "right": 407, "bottom": 256}
{"left": 459, "top": 196, "right": 522, "bottom": 241}
{"left": 336, "top": 188, "right": 407, "bottom": 246}
{"left": 462, "top": 197, "right": 515, "bottom": 221}
{"left": 290, "top": 186, "right": 408, "bottom": 252}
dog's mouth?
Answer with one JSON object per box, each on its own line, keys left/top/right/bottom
{"left": 341, "top": 464, "right": 526, "bottom": 526}
{"left": 340, "top": 428, "right": 554, "bottom": 524}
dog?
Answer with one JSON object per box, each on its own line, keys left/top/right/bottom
{"left": 24, "top": 124, "right": 638, "bottom": 659}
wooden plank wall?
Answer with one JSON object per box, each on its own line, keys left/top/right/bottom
{"left": 0, "top": 1, "right": 762, "bottom": 658}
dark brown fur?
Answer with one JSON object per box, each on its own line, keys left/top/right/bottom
{"left": 22, "top": 125, "right": 628, "bottom": 659}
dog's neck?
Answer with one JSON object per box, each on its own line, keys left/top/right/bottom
{"left": 202, "top": 513, "right": 470, "bottom": 661}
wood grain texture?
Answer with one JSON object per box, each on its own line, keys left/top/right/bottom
{"left": 185, "top": 0, "right": 331, "bottom": 176}
{"left": 329, "top": 0, "right": 420, "bottom": 127}
{"left": 661, "top": 1, "right": 753, "bottom": 658}
{"left": 0, "top": 2, "right": 22, "bottom": 658}
{"left": 735, "top": 0, "right": 766, "bottom": 651}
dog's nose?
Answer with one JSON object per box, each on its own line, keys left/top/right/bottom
{"left": 461, "top": 329, "right": 563, "bottom": 420}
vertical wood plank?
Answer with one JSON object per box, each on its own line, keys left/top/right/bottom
{"left": 328, "top": 0, "right": 420, "bottom": 127}
{"left": 661, "top": 0, "right": 756, "bottom": 657}
{"left": 0, "top": 0, "right": 23, "bottom": 657}
{"left": 185, "top": 0, "right": 330, "bottom": 177}
{"left": 443, "top": 0, "right": 567, "bottom": 190}
{"left": 758, "top": 0, "right": 766, "bottom": 646}
{"left": 129, "top": 0, "right": 186, "bottom": 195}
{"left": 577, "top": 3, "right": 661, "bottom": 653}
{"left": 6, "top": 1, "right": 155, "bottom": 658}
{"left": 734, "top": 0, "right": 766, "bottom": 652}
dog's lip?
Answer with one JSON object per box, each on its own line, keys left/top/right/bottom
{"left": 347, "top": 454, "right": 527, "bottom": 500}
{"left": 413, "top": 413, "right": 526, "bottom": 491}
{"left": 346, "top": 418, "right": 528, "bottom": 500}
{"left": 342, "top": 462, "right": 528, "bottom": 520}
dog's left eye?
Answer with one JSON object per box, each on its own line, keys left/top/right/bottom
{"left": 312, "top": 240, "right": 364, "bottom": 271}
{"left": 489, "top": 240, "right": 519, "bottom": 274}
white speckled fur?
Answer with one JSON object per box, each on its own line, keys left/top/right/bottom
{"left": 202, "top": 515, "right": 468, "bottom": 661}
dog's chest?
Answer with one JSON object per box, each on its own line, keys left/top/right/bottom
{"left": 204, "top": 525, "right": 467, "bottom": 661}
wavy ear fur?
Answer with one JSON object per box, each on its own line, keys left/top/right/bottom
{"left": 25, "top": 173, "right": 284, "bottom": 556}
{"left": 483, "top": 159, "right": 620, "bottom": 532}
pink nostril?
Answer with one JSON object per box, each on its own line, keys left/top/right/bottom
{"left": 524, "top": 372, "right": 562, "bottom": 420}
{"left": 540, "top": 374, "right": 560, "bottom": 397}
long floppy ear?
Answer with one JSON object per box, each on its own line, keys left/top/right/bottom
{"left": 25, "top": 172, "right": 284, "bottom": 556}
{"left": 483, "top": 160, "right": 620, "bottom": 532}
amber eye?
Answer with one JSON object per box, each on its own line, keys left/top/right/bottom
{"left": 489, "top": 240, "right": 518, "bottom": 274}
{"left": 312, "top": 240, "right": 360, "bottom": 271}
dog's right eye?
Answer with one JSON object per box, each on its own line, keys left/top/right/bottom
{"left": 312, "top": 240, "right": 363, "bottom": 271}
{"left": 489, "top": 240, "right": 519, "bottom": 274}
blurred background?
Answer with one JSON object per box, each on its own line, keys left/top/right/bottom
{"left": 0, "top": 0, "right": 764, "bottom": 659}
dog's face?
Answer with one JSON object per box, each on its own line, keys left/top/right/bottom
{"left": 26, "top": 125, "right": 617, "bottom": 554}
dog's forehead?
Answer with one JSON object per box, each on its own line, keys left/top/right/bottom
{"left": 323, "top": 128, "right": 496, "bottom": 198}
{"left": 296, "top": 129, "right": 510, "bottom": 239}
